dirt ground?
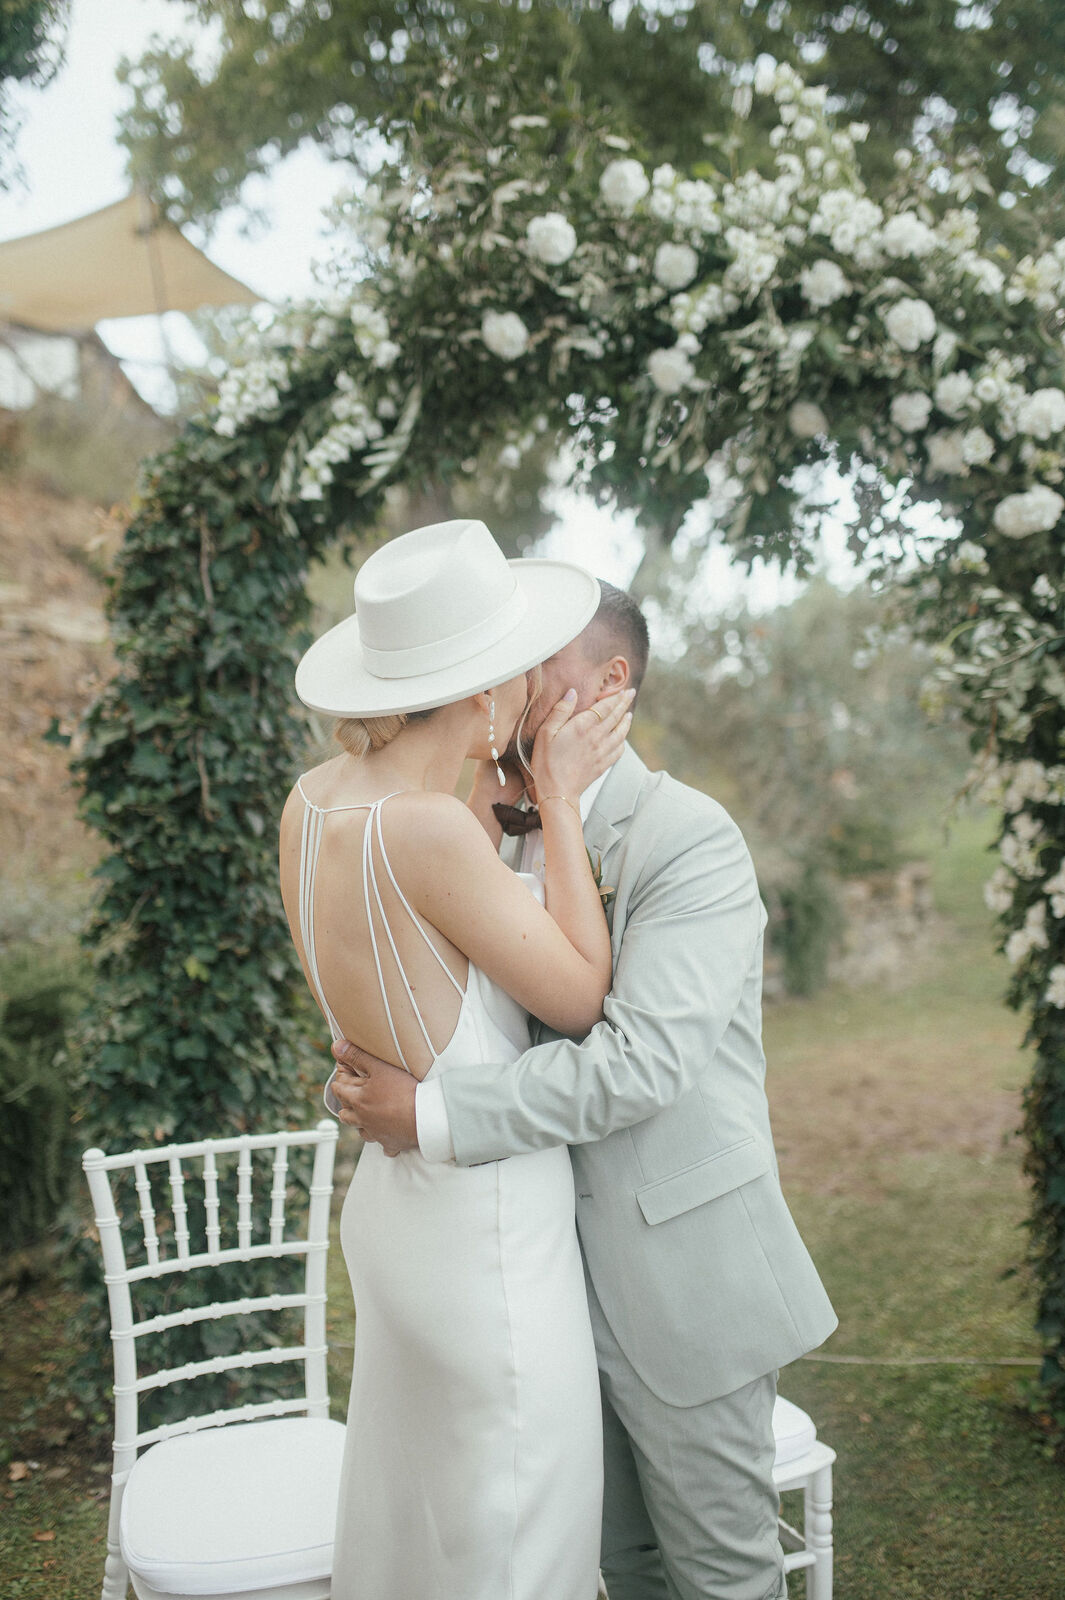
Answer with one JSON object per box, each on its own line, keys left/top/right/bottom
{"left": 0, "top": 480, "right": 118, "bottom": 896}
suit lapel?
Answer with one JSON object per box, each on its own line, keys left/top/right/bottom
{"left": 583, "top": 743, "right": 647, "bottom": 863}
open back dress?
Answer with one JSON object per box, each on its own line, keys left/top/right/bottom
{"left": 294, "top": 783, "right": 603, "bottom": 1600}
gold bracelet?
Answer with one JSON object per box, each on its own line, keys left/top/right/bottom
{"left": 539, "top": 794, "right": 582, "bottom": 822}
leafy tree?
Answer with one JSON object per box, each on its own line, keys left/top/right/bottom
{"left": 121, "top": 1, "right": 1065, "bottom": 247}
{"left": 0, "top": 0, "right": 69, "bottom": 184}
{"left": 638, "top": 577, "right": 970, "bottom": 990}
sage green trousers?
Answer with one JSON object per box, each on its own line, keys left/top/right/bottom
{"left": 589, "top": 1276, "right": 788, "bottom": 1600}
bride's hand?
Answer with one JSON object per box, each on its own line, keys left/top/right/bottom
{"left": 531, "top": 687, "right": 634, "bottom": 803}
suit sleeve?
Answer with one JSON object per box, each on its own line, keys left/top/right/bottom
{"left": 439, "top": 803, "right": 764, "bottom": 1166}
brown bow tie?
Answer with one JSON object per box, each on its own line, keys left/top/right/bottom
{"left": 493, "top": 802, "right": 541, "bottom": 836}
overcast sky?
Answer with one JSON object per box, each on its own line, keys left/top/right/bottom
{"left": 0, "top": 0, "right": 857, "bottom": 602}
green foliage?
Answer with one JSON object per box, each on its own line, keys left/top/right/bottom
{"left": 0, "top": 942, "right": 88, "bottom": 1257}
{"left": 0, "top": 0, "right": 69, "bottom": 183}
{"left": 121, "top": 1, "right": 1063, "bottom": 244}
{"left": 771, "top": 859, "right": 842, "bottom": 999}
{"left": 74, "top": 65, "right": 1065, "bottom": 1440}
{"left": 639, "top": 578, "right": 969, "bottom": 993}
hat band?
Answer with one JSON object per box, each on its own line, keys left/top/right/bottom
{"left": 359, "top": 585, "right": 529, "bottom": 681}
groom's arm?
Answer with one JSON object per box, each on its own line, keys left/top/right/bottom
{"left": 439, "top": 803, "right": 762, "bottom": 1164}
{"left": 334, "top": 798, "right": 762, "bottom": 1164}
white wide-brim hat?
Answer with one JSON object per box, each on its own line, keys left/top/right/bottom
{"left": 295, "top": 518, "right": 601, "bottom": 718}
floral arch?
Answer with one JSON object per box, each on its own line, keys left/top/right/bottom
{"left": 75, "top": 67, "right": 1065, "bottom": 1419}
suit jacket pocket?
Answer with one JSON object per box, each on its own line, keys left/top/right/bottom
{"left": 635, "top": 1137, "right": 771, "bottom": 1226}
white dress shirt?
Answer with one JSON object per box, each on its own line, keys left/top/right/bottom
{"left": 415, "top": 768, "right": 611, "bottom": 1163}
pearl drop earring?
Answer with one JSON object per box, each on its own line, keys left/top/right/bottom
{"left": 489, "top": 697, "right": 506, "bottom": 787}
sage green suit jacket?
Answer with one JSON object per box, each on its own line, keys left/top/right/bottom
{"left": 441, "top": 745, "right": 837, "bottom": 1407}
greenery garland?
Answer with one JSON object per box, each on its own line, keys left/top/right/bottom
{"left": 73, "top": 67, "right": 1065, "bottom": 1431}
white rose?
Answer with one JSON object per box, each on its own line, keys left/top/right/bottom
{"left": 927, "top": 430, "right": 969, "bottom": 476}
{"left": 788, "top": 400, "right": 828, "bottom": 439}
{"left": 890, "top": 392, "right": 933, "bottom": 433}
{"left": 599, "top": 158, "right": 650, "bottom": 214}
{"left": 372, "top": 339, "right": 401, "bottom": 370}
{"left": 648, "top": 345, "right": 695, "bottom": 394}
{"left": 964, "top": 256, "right": 1005, "bottom": 295}
{"left": 481, "top": 310, "right": 530, "bottom": 361}
{"left": 1046, "top": 965, "right": 1065, "bottom": 1008}
{"left": 984, "top": 866, "right": 1015, "bottom": 914}
{"left": 1016, "top": 388, "right": 1065, "bottom": 441}
{"left": 993, "top": 485, "right": 1065, "bottom": 538}
{"left": 653, "top": 242, "right": 699, "bottom": 290}
{"left": 884, "top": 297, "right": 937, "bottom": 352}
{"left": 882, "top": 212, "right": 937, "bottom": 259}
{"left": 526, "top": 212, "right": 578, "bottom": 266}
{"left": 961, "top": 426, "right": 995, "bottom": 466}
{"left": 498, "top": 444, "right": 522, "bottom": 469}
{"left": 791, "top": 115, "right": 817, "bottom": 142}
{"left": 800, "top": 258, "right": 851, "bottom": 310}
{"left": 934, "top": 371, "right": 975, "bottom": 418}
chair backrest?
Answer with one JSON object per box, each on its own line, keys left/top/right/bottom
{"left": 82, "top": 1121, "right": 338, "bottom": 1479}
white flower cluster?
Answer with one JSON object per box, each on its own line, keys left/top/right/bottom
{"left": 647, "top": 165, "right": 719, "bottom": 235}
{"left": 992, "top": 485, "right": 1065, "bottom": 539}
{"left": 668, "top": 283, "right": 740, "bottom": 336}
{"left": 298, "top": 373, "right": 385, "bottom": 501}
{"left": 883, "top": 297, "right": 936, "bottom": 352}
{"left": 1007, "top": 241, "right": 1065, "bottom": 311}
{"left": 1006, "top": 899, "right": 1048, "bottom": 967}
{"left": 881, "top": 211, "right": 937, "bottom": 260}
{"left": 350, "top": 301, "right": 401, "bottom": 369}
{"left": 1044, "top": 863, "right": 1065, "bottom": 922}
{"left": 999, "top": 811, "right": 1045, "bottom": 879}
{"left": 1045, "top": 965, "right": 1065, "bottom": 1008}
{"left": 214, "top": 353, "right": 291, "bottom": 437}
{"left": 810, "top": 190, "right": 884, "bottom": 266}
{"left": 526, "top": 212, "right": 577, "bottom": 266}
{"left": 648, "top": 343, "right": 697, "bottom": 395}
{"left": 599, "top": 158, "right": 650, "bottom": 214}
{"left": 482, "top": 310, "right": 530, "bottom": 360}
{"left": 800, "top": 259, "right": 850, "bottom": 310}
{"left": 1016, "top": 388, "right": 1065, "bottom": 441}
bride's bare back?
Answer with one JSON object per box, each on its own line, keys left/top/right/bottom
{"left": 279, "top": 765, "right": 472, "bottom": 1080}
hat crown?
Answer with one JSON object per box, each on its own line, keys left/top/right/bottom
{"left": 356, "top": 520, "right": 516, "bottom": 655}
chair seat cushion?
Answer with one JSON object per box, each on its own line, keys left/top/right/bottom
{"left": 772, "top": 1396, "right": 817, "bottom": 1467}
{"left": 120, "top": 1416, "right": 346, "bottom": 1596}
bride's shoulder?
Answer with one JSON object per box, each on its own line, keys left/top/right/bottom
{"left": 384, "top": 791, "right": 492, "bottom": 858}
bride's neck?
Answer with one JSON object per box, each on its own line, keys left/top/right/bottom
{"left": 361, "top": 706, "right": 472, "bottom": 796}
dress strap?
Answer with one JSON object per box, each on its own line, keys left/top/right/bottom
{"left": 295, "top": 785, "right": 465, "bottom": 1072}
{"left": 361, "top": 798, "right": 465, "bottom": 1073}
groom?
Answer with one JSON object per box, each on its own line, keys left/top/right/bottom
{"left": 330, "top": 582, "right": 836, "bottom": 1600}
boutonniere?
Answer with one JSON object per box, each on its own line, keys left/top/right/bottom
{"left": 588, "top": 848, "right": 616, "bottom": 912}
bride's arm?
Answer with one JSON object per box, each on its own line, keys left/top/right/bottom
{"left": 530, "top": 687, "right": 632, "bottom": 986}
{"left": 399, "top": 691, "right": 631, "bottom": 1038}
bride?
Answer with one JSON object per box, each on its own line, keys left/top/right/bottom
{"left": 278, "top": 518, "right": 633, "bottom": 1600}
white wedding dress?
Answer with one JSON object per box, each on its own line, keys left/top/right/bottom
{"left": 295, "top": 785, "right": 603, "bottom": 1600}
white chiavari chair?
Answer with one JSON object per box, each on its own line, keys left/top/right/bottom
{"left": 83, "top": 1121, "right": 344, "bottom": 1600}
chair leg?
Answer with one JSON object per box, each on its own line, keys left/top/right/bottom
{"left": 100, "top": 1540, "right": 130, "bottom": 1600}
{"left": 803, "top": 1462, "right": 834, "bottom": 1600}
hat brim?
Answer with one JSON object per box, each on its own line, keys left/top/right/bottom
{"left": 295, "top": 559, "right": 602, "bottom": 718}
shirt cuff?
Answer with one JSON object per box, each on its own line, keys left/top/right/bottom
{"left": 416, "top": 1076, "right": 455, "bottom": 1163}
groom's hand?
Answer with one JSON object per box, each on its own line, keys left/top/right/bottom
{"left": 330, "top": 1040, "right": 419, "bottom": 1156}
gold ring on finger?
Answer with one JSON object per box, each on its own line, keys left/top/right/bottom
{"left": 590, "top": 707, "right": 604, "bottom": 722}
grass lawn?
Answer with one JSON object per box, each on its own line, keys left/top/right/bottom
{"left": 2, "top": 812, "right": 1062, "bottom": 1597}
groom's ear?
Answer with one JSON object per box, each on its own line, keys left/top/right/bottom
{"left": 595, "top": 655, "right": 631, "bottom": 698}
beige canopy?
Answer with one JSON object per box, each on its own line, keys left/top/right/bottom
{"left": 0, "top": 193, "right": 261, "bottom": 332}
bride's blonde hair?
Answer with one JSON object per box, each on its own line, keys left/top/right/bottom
{"left": 334, "top": 709, "right": 434, "bottom": 759}
{"left": 334, "top": 667, "right": 542, "bottom": 764}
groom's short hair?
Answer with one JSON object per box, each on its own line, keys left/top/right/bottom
{"left": 585, "top": 581, "right": 649, "bottom": 696}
